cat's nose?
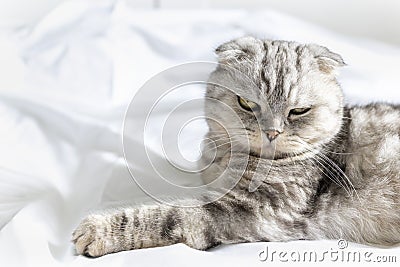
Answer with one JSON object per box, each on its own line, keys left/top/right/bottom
{"left": 265, "top": 129, "right": 281, "bottom": 142}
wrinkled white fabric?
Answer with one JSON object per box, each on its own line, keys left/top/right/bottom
{"left": 0, "top": 1, "right": 400, "bottom": 266}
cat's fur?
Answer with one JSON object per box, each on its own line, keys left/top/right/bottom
{"left": 72, "top": 37, "right": 400, "bottom": 257}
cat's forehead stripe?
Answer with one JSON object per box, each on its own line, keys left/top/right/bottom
{"left": 260, "top": 41, "right": 305, "bottom": 107}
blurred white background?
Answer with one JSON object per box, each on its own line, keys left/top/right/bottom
{"left": 0, "top": 0, "right": 399, "bottom": 45}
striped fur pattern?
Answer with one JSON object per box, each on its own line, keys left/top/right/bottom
{"left": 73, "top": 37, "right": 400, "bottom": 257}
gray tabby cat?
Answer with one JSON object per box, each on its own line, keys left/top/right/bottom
{"left": 73, "top": 37, "right": 400, "bottom": 257}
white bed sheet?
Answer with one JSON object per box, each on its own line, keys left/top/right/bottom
{"left": 0, "top": 0, "right": 400, "bottom": 266}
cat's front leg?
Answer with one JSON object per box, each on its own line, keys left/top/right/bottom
{"left": 72, "top": 205, "right": 182, "bottom": 257}
{"left": 72, "top": 200, "right": 249, "bottom": 257}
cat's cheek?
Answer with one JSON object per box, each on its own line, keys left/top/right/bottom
{"left": 315, "top": 107, "right": 342, "bottom": 135}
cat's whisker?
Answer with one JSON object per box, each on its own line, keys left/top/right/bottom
{"left": 315, "top": 153, "right": 360, "bottom": 201}
{"left": 298, "top": 137, "right": 354, "bottom": 156}
{"left": 201, "top": 139, "right": 243, "bottom": 154}
{"left": 308, "top": 154, "right": 351, "bottom": 195}
{"left": 205, "top": 136, "right": 231, "bottom": 143}
{"left": 204, "top": 141, "right": 244, "bottom": 160}
{"left": 204, "top": 133, "right": 243, "bottom": 143}
{"left": 313, "top": 155, "right": 353, "bottom": 197}
{"left": 291, "top": 139, "right": 352, "bottom": 195}
{"left": 205, "top": 134, "right": 248, "bottom": 146}
{"left": 296, "top": 140, "right": 360, "bottom": 201}
{"left": 319, "top": 149, "right": 354, "bottom": 156}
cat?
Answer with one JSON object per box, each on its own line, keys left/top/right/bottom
{"left": 72, "top": 36, "right": 400, "bottom": 257}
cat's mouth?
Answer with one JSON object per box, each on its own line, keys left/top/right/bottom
{"left": 250, "top": 146, "right": 312, "bottom": 161}
{"left": 248, "top": 133, "right": 315, "bottom": 161}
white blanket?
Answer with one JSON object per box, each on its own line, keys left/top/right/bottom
{"left": 1, "top": 1, "right": 400, "bottom": 266}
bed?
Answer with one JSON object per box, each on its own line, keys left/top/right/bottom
{"left": 0, "top": 1, "right": 400, "bottom": 266}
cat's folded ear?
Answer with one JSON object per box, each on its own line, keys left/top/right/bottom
{"left": 308, "top": 44, "right": 346, "bottom": 74}
{"left": 215, "top": 36, "right": 259, "bottom": 64}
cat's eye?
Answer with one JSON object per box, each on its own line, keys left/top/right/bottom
{"left": 238, "top": 96, "right": 260, "bottom": 111}
{"left": 288, "top": 107, "right": 311, "bottom": 117}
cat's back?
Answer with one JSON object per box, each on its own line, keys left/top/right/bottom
{"left": 346, "top": 103, "right": 400, "bottom": 185}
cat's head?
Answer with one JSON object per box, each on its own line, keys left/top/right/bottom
{"left": 205, "top": 37, "right": 345, "bottom": 160}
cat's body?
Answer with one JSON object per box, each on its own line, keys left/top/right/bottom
{"left": 73, "top": 37, "right": 400, "bottom": 257}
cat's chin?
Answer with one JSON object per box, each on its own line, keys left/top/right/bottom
{"left": 258, "top": 142, "right": 292, "bottom": 160}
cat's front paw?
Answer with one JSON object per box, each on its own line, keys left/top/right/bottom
{"left": 72, "top": 214, "right": 114, "bottom": 257}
